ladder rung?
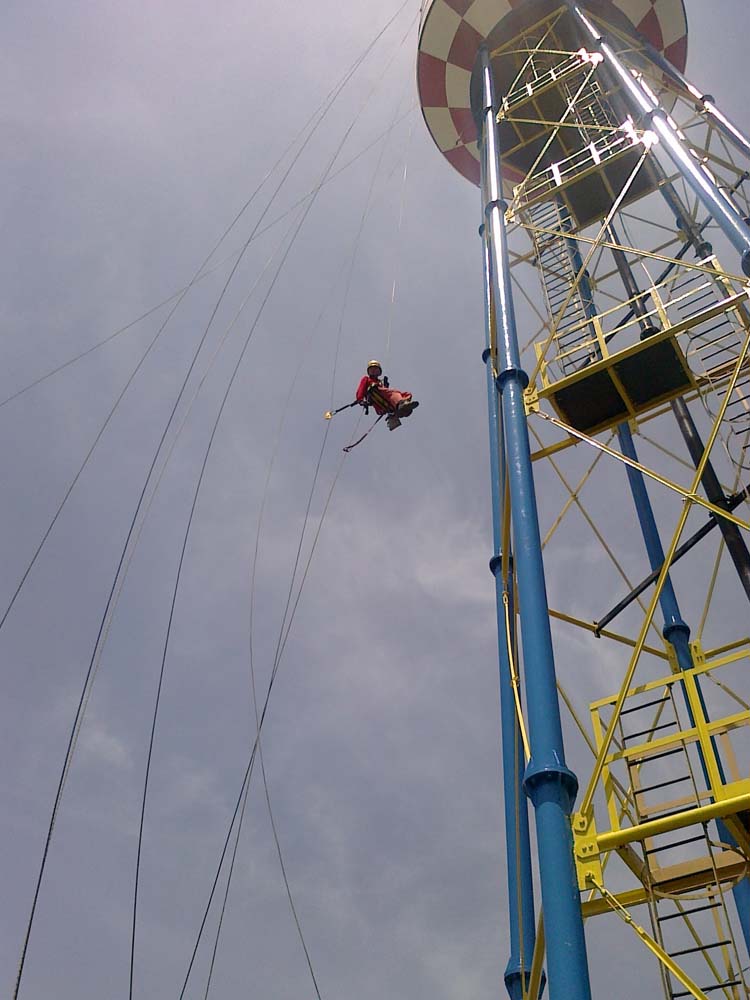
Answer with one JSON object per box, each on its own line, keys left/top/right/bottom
{"left": 634, "top": 775, "right": 691, "bottom": 796}
{"left": 631, "top": 746, "right": 686, "bottom": 765}
{"left": 672, "top": 275, "right": 710, "bottom": 292}
{"left": 619, "top": 695, "right": 672, "bottom": 717}
{"left": 557, "top": 316, "right": 589, "bottom": 330}
{"left": 557, "top": 326, "right": 591, "bottom": 340}
{"left": 696, "top": 333, "right": 742, "bottom": 356}
{"left": 697, "top": 341, "right": 742, "bottom": 365}
{"left": 680, "top": 288, "right": 715, "bottom": 307}
{"left": 670, "top": 939, "right": 732, "bottom": 959}
{"left": 691, "top": 318, "right": 735, "bottom": 337}
{"left": 691, "top": 330, "right": 737, "bottom": 352}
{"left": 622, "top": 720, "right": 677, "bottom": 742}
{"left": 658, "top": 901, "right": 720, "bottom": 922}
{"left": 644, "top": 833, "right": 706, "bottom": 855}
{"left": 673, "top": 983, "right": 742, "bottom": 998}
{"left": 640, "top": 803, "right": 705, "bottom": 824}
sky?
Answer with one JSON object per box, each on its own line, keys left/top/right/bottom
{"left": 3, "top": 1, "right": 750, "bottom": 998}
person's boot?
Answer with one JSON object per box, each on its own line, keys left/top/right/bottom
{"left": 386, "top": 414, "right": 401, "bottom": 431}
{"left": 396, "top": 398, "right": 419, "bottom": 418}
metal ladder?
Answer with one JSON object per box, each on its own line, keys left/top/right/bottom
{"left": 615, "top": 692, "right": 749, "bottom": 998}
{"left": 527, "top": 75, "right": 622, "bottom": 378}
{"left": 528, "top": 198, "right": 599, "bottom": 376}
{"left": 668, "top": 263, "right": 750, "bottom": 471}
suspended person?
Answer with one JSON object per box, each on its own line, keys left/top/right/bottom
{"left": 355, "top": 360, "right": 418, "bottom": 430}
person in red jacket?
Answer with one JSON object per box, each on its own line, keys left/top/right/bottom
{"left": 355, "top": 360, "right": 418, "bottom": 430}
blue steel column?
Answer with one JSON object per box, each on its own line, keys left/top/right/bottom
{"left": 480, "top": 222, "right": 539, "bottom": 1000}
{"left": 478, "top": 45, "right": 592, "bottom": 1000}
{"left": 565, "top": 1, "right": 750, "bottom": 278}
{"left": 636, "top": 37, "right": 750, "bottom": 164}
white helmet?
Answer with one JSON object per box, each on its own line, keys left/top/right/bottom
{"left": 367, "top": 359, "right": 382, "bottom": 376}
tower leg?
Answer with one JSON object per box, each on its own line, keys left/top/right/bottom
{"left": 481, "top": 223, "right": 539, "bottom": 1000}
{"left": 607, "top": 218, "right": 750, "bottom": 605}
{"left": 638, "top": 36, "right": 750, "bottom": 164}
{"left": 566, "top": 0, "right": 750, "bottom": 277}
{"left": 477, "top": 45, "right": 591, "bottom": 1000}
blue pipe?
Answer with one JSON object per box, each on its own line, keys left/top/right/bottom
{"left": 638, "top": 37, "right": 750, "bottom": 165}
{"left": 480, "top": 224, "right": 540, "bottom": 1000}
{"left": 565, "top": 0, "right": 750, "bottom": 278}
{"left": 478, "top": 46, "right": 592, "bottom": 1000}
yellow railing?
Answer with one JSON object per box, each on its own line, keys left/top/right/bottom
{"left": 576, "top": 639, "right": 750, "bottom": 883}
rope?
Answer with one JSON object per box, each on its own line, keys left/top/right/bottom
{"left": 0, "top": 108, "right": 414, "bottom": 414}
{"left": 200, "top": 414, "right": 340, "bottom": 999}
{"left": 13, "top": 1, "right": 419, "bottom": 992}
{"left": 343, "top": 413, "right": 384, "bottom": 452}
{"left": 328, "top": 4, "right": 421, "bottom": 407}
{"left": 129, "top": 98, "right": 361, "bottom": 988}
{"left": 179, "top": 431, "right": 352, "bottom": 998}
{"left": 54, "top": 218, "right": 298, "bottom": 851}
{"left": 174, "top": 7, "right": 419, "bottom": 993}
{"left": 503, "top": 592, "right": 531, "bottom": 762}
{"left": 14, "top": 73, "right": 352, "bottom": 997}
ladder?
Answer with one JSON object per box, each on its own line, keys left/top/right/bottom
{"left": 667, "top": 263, "right": 750, "bottom": 471}
{"left": 614, "top": 691, "right": 749, "bottom": 999}
{"left": 528, "top": 198, "right": 600, "bottom": 376}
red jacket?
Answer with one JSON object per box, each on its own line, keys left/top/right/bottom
{"left": 355, "top": 375, "right": 411, "bottom": 416}
{"left": 356, "top": 375, "right": 380, "bottom": 402}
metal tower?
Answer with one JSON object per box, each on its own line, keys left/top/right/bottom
{"left": 418, "top": 2, "right": 750, "bottom": 998}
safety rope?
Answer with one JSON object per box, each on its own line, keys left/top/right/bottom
{"left": 343, "top": 413, "right": 384, "bottom": 452}
{"left": 503, "top": 592, "right": 531, "bottom": 763}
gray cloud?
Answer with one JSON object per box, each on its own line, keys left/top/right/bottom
{"left": 3, "top": 1, "right": 750, "bottom": 997}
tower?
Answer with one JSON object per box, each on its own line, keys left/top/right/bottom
{"left": 418, "top": 2, "right": 750, "bottom": 997}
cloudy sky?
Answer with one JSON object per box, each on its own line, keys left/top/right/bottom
{"left": 3, "top": 1, "right": 750, "bottom": 998}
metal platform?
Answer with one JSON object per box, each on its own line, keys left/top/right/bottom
{"left": 533, "top": 278, "right": 750, "bottom": 438}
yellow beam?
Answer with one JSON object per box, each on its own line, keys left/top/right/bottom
{"left": 702, "top": 637, "right": 750, "bottom": 659}
{"left": 589, "top": 651, "right": 750, "bottom": 709}
{"left": 579, "top": 327, "right": 750, "bottom": 817}
{"left": 597, "top": 794, "right": 750, "bottom": 852}
{"left": 527, "top": 915, "right": 545, "bottom": 1000}
{"left": 548, "top": 608, "right": 669, "bottom": 659}
{"left": 537, "top": 295, "right": 747, "bottom": 397}
{"left": 653, "top": 852, "right": 749, "bottom": 897}
{"left": 530, "top": 435, "right": 580, "bottom": 461}
{"left": 537, "top": 411, "right": 750, "bottom": 534}
{"left": 585, "top": 876, "right": 710, "bottom": 1000}
{"left": 582, "top": 886, "right": 649, "bottom": 917}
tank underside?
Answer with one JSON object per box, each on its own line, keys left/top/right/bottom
{"left": 417, "top": 0, "right": 688, "bottom": 188}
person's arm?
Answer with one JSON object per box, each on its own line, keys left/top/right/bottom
{"left": 356, "top": 376, "right": 370, "bottom": 403}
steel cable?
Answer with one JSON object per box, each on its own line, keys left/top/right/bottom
{"left": 198, "top": 19, "right": 419, "bottom": 993}
{"left": 130, "top": 6, "right": 417, "bottom": 994}
{"left": 12, "top": 6, "right": 412, "bottom": 995}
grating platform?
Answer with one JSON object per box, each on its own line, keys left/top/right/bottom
{"left": 540, "top": 329, "right": 695, "bottom": 435}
